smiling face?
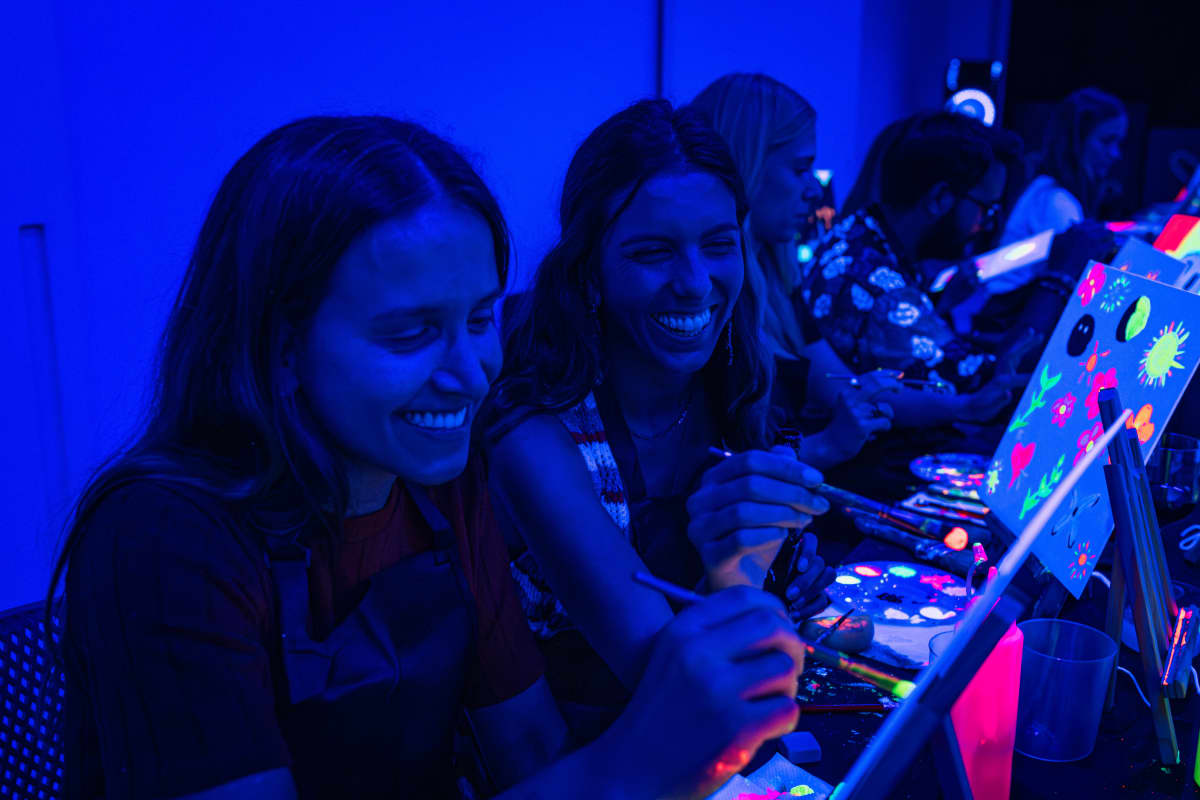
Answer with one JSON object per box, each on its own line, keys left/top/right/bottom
{"left": 598, "top": 170, "right": 744, "bottom": 377}
{"left": 1082, "top": 114, "right": 1127, "bottom": 184}
{"left": 289, "top": 200, "right": 502, "bottom": 490}
{"left": 750, "top": 128, "right": 820, "bottom": 243}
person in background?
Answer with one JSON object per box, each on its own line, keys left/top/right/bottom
{"left": 485, "top": 99, "right": 833, "bottom": 743}
{"left": 688, "top": 72, "right": 897, "bottom": 458}
{"left": 799, "top": 112, "right": 1030, "bottom": 427}
{"left": 1001, "top": 88, "right": 1127, "bottom": 243}
{"left": 52, "top": 115, "right": 806, "bottom": 800}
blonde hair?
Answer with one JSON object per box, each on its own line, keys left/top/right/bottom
{"left": 690, "top": 73, "right": 817, "bottom": 357}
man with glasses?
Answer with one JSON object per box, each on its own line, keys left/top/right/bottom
{"left": 799, "top": 112, "right": 1021, "bottom": 397}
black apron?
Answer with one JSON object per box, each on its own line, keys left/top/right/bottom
{"left": 264, "top": 483, "right": 476, "bottom": 799}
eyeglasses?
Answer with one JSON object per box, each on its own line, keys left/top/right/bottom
{"left": 960, "top": 190, "right": 1002, "bottom": 228}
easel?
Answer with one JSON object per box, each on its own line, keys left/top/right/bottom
{"left": 1098, "top": 387, "right": 1197, "bottom": 765}
{"left": 833, "top": 413, "right": 1132, "bottom": 799}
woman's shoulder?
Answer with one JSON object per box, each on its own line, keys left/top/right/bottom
{"left": 74, "top": 479, "right": 267, "bottom": 585}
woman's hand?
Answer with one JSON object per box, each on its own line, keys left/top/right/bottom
{"left": 686, "top": 447, "right": 829, "bottom": 590}
{"left": 601, "top": 587, "right": 806, "bottom": 798}
{"left": 797, "top": 377, "right": 898, "bottom": 468}
{"left": 784, "top": 533, "right": 835, "bottom": 622}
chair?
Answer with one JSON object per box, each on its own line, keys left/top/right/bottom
{"left": 0, "top": 602, "right": 64, "bottom": 800}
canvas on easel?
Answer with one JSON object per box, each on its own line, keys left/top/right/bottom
{"left": 985, "top": 263, "right": 1200, "bottom": 596}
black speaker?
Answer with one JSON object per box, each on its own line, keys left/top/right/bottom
{"left": 945, "top": 59, "right": 1006, "bottom": 127}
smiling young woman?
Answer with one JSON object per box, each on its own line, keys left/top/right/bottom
{"left": 50, "top": 115, "right": 807, "bottom": 800}
{"left": 484, "top": 99, "right": 833, "bottom": 741}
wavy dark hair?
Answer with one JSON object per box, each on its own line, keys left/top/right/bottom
{"left": 1039, "top": 87, "right": 1126, "bottom": 216}
{"left": 488, "top": 99, "right": 773, "bottom": 451}
{"left": 47, "top": 115, "right": 510, "bottom": 615}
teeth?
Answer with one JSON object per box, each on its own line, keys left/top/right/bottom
{"left": 403, "top": 407, "right": 468, "bottom": 430}
{"left": 651, "top": 308, "right": 713, "bottom": 336}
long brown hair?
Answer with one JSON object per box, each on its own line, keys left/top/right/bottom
{"left": 47, "top": 115, "right": 510, "bottom": 617}
{"left": 487, "top": 99, "right": 773, "bottom": 451}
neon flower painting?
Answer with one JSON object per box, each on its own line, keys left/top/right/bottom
{"left": 1074, "top": 421, "right": 1105, "bottom": 466}
{"left": 1085, "top": 368, "right": 1118, "bottom": 419}
{"left": 1125, "top": 403, "right": 1154, "bottom": 444}
{"left": 1049, "top": 392, "right": 1076, "bottom": 427}
{"left": 1077, "top": 262, "right": 1107, "bottom": 306}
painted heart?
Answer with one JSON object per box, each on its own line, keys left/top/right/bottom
{"left": 1009, "top": 441, "right": 1036, "bottom": 487}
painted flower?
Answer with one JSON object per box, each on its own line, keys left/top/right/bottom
{"left": 1125, "top": 403, "right": 1155, "bottom": 444}
{"left": 958, "top": 353, "right": 985, "bottom": 377}
{"left": 851, "top": 283, "right": 874, "bottom": 311}
{"left": 1074, "top": 421, "right": 1105, "bottom": 466}
{"left": 888, "top": 302, "right": 921, "bottom": 327}
{"left": 868, "top": 266, "right": 906, "bottom": 291}
{"left": 1085, "top": 368, "right": 1118, "bottom": 419}
{"left": 1049, "top": 392, "right": 1076, "bottom": 427}
{"left": 812, "top": 294, "right": 832, "bottom": 319}
{"left": 910, "top": 335, "right": 945, "bottom": 366}
{"left": 1077, "top": 262, "right": 1107, "bottom": 306}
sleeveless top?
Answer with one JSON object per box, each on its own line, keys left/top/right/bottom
{"left": 508, "top": 391, "right": 631, "bottom": 640}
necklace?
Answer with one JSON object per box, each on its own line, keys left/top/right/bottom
{"left": 627, "top": 389, "right": 693, "bottom": 440}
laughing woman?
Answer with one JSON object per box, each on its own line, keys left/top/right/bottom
{"left": 485, "top": 100, "right": 833, "bottom": 739}
{"left": 52, "top": 115, "right": 806, "bottom": 799}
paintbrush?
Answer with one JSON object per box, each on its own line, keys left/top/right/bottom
{"left": 824, "top": 373, "right": 952, "bottom": 393}
{"left": 706, "top": 446, "right": 959, "bottom": 546}
{"left": 631, "top": 571, "right": 917, "bottom": 701}
{"left": 812, "top": 608, "right": 855, "bottom": 644}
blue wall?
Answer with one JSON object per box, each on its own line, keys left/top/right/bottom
{"left": 3, "top": 0, "right": 1006, "bottom": 608}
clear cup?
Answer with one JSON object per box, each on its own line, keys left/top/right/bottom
{"left": 1014, "top": 619, "right": 1117, "bottom": 762}
{"left": 1147, "top": 432, "right": 1200, "bottom": 511}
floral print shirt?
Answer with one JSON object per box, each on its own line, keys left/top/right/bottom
{"left": 800, "top": 206, "right": 995, "bottom": 393}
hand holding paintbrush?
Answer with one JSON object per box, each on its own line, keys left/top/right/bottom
{"left": 687, "top": 446, "right": 831, "bottom": 590}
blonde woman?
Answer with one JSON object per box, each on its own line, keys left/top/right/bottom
{"left": 690, "top": 74, "right": 1012, "bottom": 430}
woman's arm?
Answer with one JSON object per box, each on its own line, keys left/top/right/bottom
{"left": 489, "top": 414, "right": 674, "bottom": 689}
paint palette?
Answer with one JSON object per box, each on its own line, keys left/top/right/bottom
{"left": 825, "top": 561, "right": 968, "bottom": 668}
{"left": 909, "top": 453, "right": 990, "bottom": 489}
{"left": 830, "top": 562, "right": 968, "bottom": 626}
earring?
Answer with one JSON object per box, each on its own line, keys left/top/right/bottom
{"left": 725, "top": 322, "right": 734, "bottom": 366}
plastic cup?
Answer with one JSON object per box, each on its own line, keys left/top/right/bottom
{"left": 1147, "top": 432, "right": 1200, "bottom": 511}
{"left": 1014, "top": 619, "right": 1117, "bottom": 762}
{"left": 930, "top": 622, "right": 1023, "bottom": 800}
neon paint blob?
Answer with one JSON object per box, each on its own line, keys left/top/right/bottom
{"left": 1139, "top": 321, "right": 1189, "bottom": 387}
{"left": 1077, "top": 262, "right": 1107, "bottom": 306}
{"left": 1098, "top": 275, "right": 1131, "bottom": 313}
{"left": 1008, "top": 441, "right": 1035, "bottom": 488}
{"left": 889, "top": 565, "right": 917, "bottom": 578}
{"left": 1117, "top": 295, "right": 1152, "bottom": 343}
{"left": 835, "top": 574, "right": 862, "bottom": 585}
{"left": 1068, "top": 541, "right": 1098, "bottom": 582}
{"left": 790, "top": 787, "right": 815, "bottom": 797}
{"left": 919, "top": 606, "right": 957, "bottom": 620}
{"left": 1125, "top": 403, "right": 1155, "bottom": 444}
{"left": 944, "top": 527, "right": 970, "bottom": 551}
{"left": 854, "top": 565, "right": 883, "bottom": 577}
{"left": 1077, "top": 340, "right": 1111, "bottom": 383}
{"left": 1066, "top": 314, "right": 1095, "bottom": 357}
{"left": 883, "top": 608, "right": 910, "bottom": 620}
